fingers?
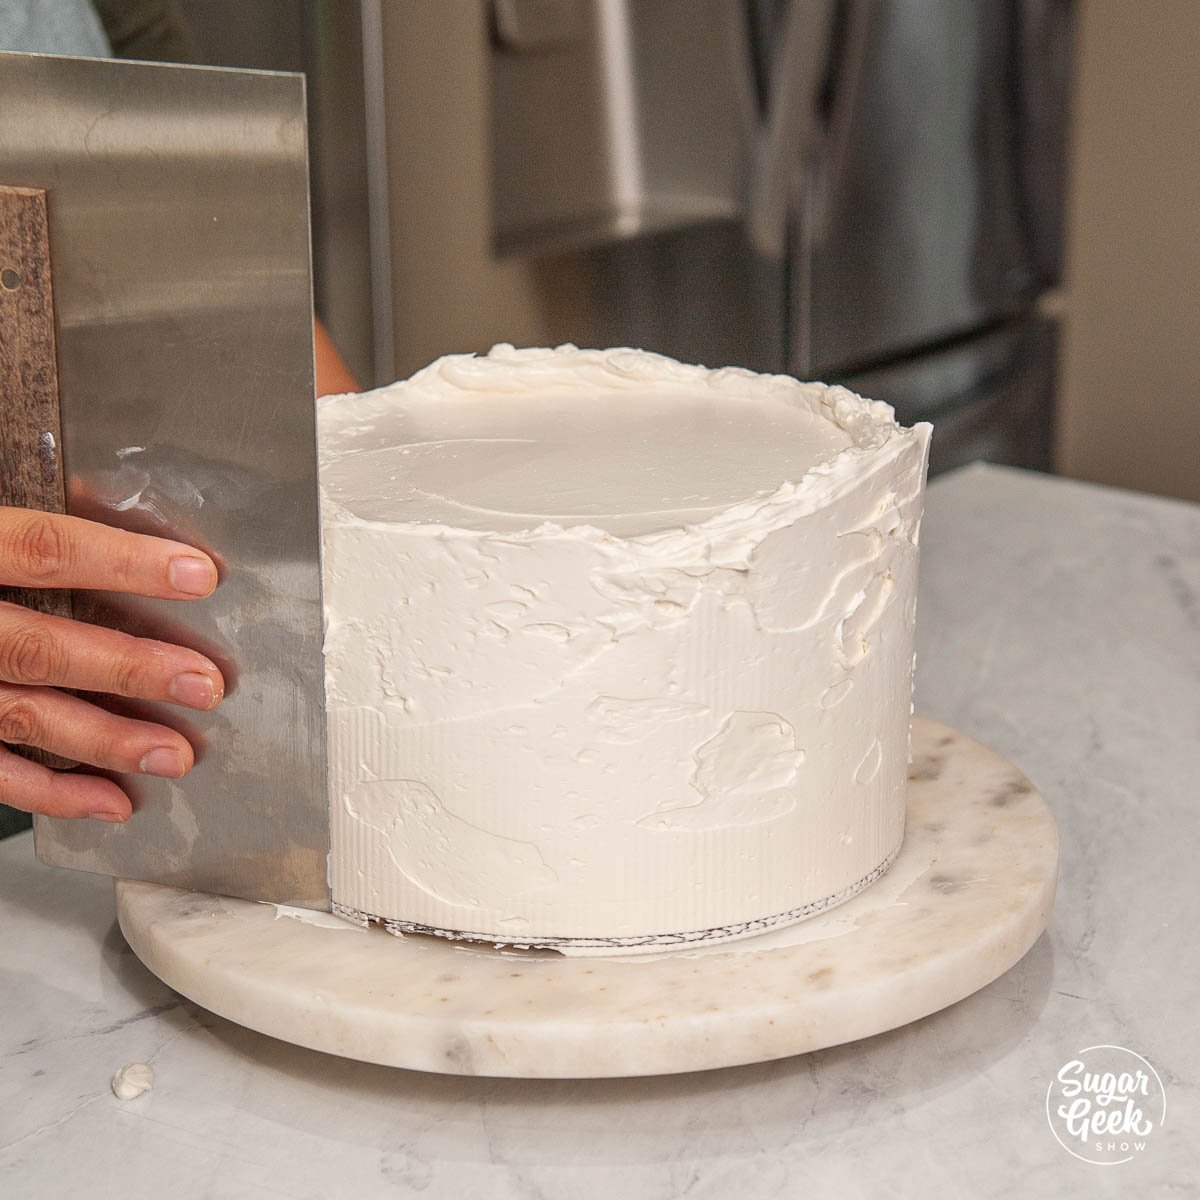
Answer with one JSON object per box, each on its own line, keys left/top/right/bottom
{"left": 0, "top": 684, "right": 195, "bottom": 778}
{"left": 0, "top": 743, "right": 132, "bottom": 821}
{"left": 0, "top": 507, "right": 218, "bottom": 599}
{"left": 0, "top": 602, "right": 224, "bottom": 710}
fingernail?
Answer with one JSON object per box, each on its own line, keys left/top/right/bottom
{"left": 169, "top": 556, "right": 216, "bottom": 597}
{"left": 139, "top": 748, "right": 187, "bottom": 778}
{"left": 169, "top": 671, "right": 218, "bottom": 709}
{"left": 91, "top": 810, "right": 129, "bottom": 823}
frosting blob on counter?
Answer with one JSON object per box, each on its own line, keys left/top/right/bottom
{"left": 318, "top": 344, "right": 932, "bottom": 952}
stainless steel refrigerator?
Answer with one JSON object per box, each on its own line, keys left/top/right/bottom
{"left": 182, "top": 0, "right": 1074, "bottom": 475}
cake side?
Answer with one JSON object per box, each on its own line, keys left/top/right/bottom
{"left": 319, "top": 345, "right": 932, "bottom": 950}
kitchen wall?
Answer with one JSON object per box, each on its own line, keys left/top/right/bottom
{"left": 1057, "top": 0, "right": 1200, "bottom": 503}
{"left": 377, "top": 3, "right": 581, "bottom": 381}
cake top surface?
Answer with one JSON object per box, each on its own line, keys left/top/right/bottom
{"left": 318, "top": 344, "right": 913, "bottom": 538}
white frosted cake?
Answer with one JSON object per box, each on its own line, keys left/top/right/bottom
{"left": 318, "top": 344, "right": 932, "bottom": 953}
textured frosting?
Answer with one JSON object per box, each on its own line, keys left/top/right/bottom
{"left": 318, "top": 344, "right": 932, "bottom": 952}
{"left": 110, "top": 1063, "right": 154, "bottom": 1101}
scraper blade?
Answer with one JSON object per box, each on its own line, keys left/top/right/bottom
{"left": 0, "top": 52, "right": 329, "bottom": 908}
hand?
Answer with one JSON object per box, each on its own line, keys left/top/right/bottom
{"left": 0, "top": 507, "right": 225, "bottom": 823}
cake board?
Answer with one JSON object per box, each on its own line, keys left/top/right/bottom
{"left": 115, "top": 718, "right": 1059, "bottom": 1078}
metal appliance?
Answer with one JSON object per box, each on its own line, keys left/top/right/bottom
{"left": 179, "top": 0, "right": 1073, "bottom": 476}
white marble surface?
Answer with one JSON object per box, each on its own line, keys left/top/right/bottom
{"left": 2, "top": 464, "right": 1197, "bottom": 1196}
{"left": 114, "top": 717, "right": 1058, "bottom": 1078}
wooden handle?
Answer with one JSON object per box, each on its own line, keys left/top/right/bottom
{"left": 0, "top": 185, "right": 70, "bottom": 618}
{"left": 1, "top": 185, "right": 75, "bottom": 769}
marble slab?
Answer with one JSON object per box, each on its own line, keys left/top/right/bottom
{"left": 4, "top": 467, "right": 1198, "bottom": 1198}
{"left": 114, "top": 716, "right": 1058, "bottom": 1078}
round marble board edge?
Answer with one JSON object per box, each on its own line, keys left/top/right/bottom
{"left": 115, "top": 717, "right": 1059, "bottom": 1079}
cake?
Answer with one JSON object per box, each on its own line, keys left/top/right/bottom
{"left": 317, "top": 344, "right": 932, "bottom": 953}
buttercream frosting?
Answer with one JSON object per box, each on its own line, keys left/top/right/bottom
{"left": 318, "top": 344, "right": 932, "bottom": 952}
{"left": 111, "top": 1062, "right": 154, "bottom": 1100}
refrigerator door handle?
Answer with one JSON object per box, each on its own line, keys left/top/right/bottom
{"left": 746, "top": 0, "right": 835, "bottom": 260}
{"left": 1011, "top": 0, "right": 1074, "bottom": 286}
{"left": 746, "top": 0, "right": 875, "bottom": 260}
{"left": 813, "top": 0, "right": 876, "bottom": 238}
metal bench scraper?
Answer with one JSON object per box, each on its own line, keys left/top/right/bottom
{"left": 0, "top": 52, "right": 330, "bottom": 909}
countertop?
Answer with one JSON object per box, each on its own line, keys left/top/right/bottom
{"left": 2, "top": 463, "right": 1197, "bottom": 1198}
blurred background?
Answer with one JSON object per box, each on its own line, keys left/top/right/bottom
{"left": 10, "top": 0, "right": 1196, "bottom": 495}
{"left": 159, "top": 0, "right": 1195, "bottom": 505}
